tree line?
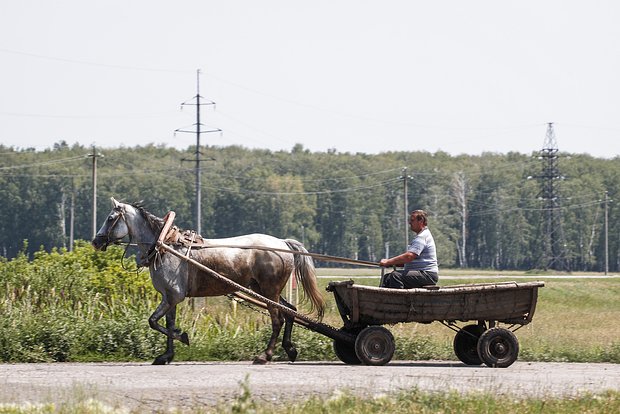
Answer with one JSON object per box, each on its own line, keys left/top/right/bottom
{"left": 1, "top": 141, "right": 618, "bottom": 272}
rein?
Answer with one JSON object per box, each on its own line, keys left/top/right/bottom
{"left": 197, "top": 244, "right": 380, "bottom": 268}
{"left": 156, "top": 212, "right": 380, "bottom": 268}
{"left": 113, "top": 209, "right": 380, "bottom": 269}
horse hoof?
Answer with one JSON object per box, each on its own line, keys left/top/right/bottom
{"left": 180, "top": 332, "right": 190, "bottom": 346}
{"left": 252, "top": 355, "right": 269, "bottom": 365}
{"left": 285, "top": 347, "right": 298, "bottom": 363}
{"left": 152, "top": 356, "right": 169, "bottom": 365}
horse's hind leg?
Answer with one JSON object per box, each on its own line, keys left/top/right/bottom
{"left": 253, "top": 303, "right": 285, "bottom": 365}
{"left": 280, "top": 296, "right": 298, "bottom": 362}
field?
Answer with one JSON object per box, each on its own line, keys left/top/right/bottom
{"left": 1, "top": 245, "right": 618, "bottom": 364}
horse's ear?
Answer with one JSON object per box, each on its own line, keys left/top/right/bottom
{"left": 111, "top": 197, "right": 120, "bottom": 208}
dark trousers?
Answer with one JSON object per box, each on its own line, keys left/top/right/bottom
{"left": 381, "top": 270, "right": 438, "bottom": 289}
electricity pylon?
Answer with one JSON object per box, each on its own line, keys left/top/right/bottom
{"left": 175, "top": 69, "right": 221, "bottom": 235}
{"left": 531, "top": 123, "right": 569, "bottom": 271}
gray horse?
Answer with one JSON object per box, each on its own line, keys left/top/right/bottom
{"left": 92, "top": 198, "right": 325, "bottom": 365}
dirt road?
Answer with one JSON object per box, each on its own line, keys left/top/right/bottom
{"left": 1, "top": 361, "right": 618, "bottom": 411}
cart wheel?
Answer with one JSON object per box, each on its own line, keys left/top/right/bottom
{"left": 333, "top": 328, "right": 362, "bottom": 365}
{"left": 477, "top": 327, "right": 519, "bottom": 368}
{"left": 453, "top": 324, "right": 486, "bottom": 365}
{"left": 354, "top": 326, "right": 395, "bottom": 366}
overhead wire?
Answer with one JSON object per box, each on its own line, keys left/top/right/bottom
{"left": 0, "top": 155, "right": 86, "bottom": 170}
{"left": 203, "top": 167, "right": 405, "bottom": 183}
{"left": 0, "top": 110, "right": 182, "bottom": 120}
{"left": 200, "top": 178, "right": 401, "bottom": 196}
{"left": 0, "top": 47, "right": 191, "bottom": 74}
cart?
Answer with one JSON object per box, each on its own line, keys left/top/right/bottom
{"left": 157, "top": 242, "right": 543, "bottom": 368}
{"left": 326, "top": 279, "right": 544, "bottom": 367}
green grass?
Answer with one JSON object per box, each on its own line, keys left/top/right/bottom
{"left": 1, "top": 245, "right": 619, "bottom": 364}
{"left": 225, "top": 388, "right": 620, "bottom": 414}
{"left": 1, "top": 387, "right": 618, "bottom": 414}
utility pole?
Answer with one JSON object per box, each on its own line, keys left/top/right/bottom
{"left": 176, "top": 69, "right": 221, "bottom": 234}
{"left": 604, "top": 191, "right": 609, "bottom": 275}
{"left": 69, "top": 179, "right": 75, "bottom": 252}
{"left": 400, "top": 167, "right": 413, "bottom": 245}
{"left": 87, "top": 145, "right": 103, "bottom": 239}
{"left": 452, "top": 171, "right": 468, "bottom": 267}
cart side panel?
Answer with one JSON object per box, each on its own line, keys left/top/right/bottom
{"left": 328, "top": 281, "right": 543, "bottom": 326}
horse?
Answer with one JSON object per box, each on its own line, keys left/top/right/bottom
{"left": 92, "top": 197, "right": 325, "bottom": 365}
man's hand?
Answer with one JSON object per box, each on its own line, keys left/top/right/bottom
{"left": 379, "top": 258, "right": 390, "bottom": 267}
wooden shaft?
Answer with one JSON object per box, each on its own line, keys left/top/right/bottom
{"left": 156, "top": 242, "right": 355, "bottom": 344}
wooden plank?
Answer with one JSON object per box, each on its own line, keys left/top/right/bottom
{"left": 350, "top": 284, "right": 359, "bottom": 323}
{"left": 328, "top": 280, "right": 544, "bottom": 325}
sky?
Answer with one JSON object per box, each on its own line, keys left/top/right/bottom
{"left": 1, "top": 1, "right": 619, "bottom": 158}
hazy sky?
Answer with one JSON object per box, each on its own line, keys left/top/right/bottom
{"left": 1, "top": 1, "right": 619, "bottom": 157}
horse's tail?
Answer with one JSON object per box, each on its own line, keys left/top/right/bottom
{"left": 285, "top": 239, "right": 325, "bottom": 320}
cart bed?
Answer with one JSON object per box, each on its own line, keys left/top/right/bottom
{"left": 327, "top": 280, "right": 544, "bottom": 326}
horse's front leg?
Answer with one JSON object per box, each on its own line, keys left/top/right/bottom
{"left": 149, "top": 299, "right": 190, "bottom": 365}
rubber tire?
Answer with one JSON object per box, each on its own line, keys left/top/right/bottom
{"left": 354, "top": 326, "right": 395, "bottom": 366}
{"left": 333, "top": 339, "right": 361, "bottom": 365}
{"left": 453, "top": 324, "right": 486, "bottom": 365}
{"left": 477, "top": 327, "right": 519, "bottom": 368}
{"left": 333, "top": 328, "right": 362, "bottom": 365}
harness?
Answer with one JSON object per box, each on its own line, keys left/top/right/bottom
{"left": 140, "top": 211, "right": 217, "bottom": 267}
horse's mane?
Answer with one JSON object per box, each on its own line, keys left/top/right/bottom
{"left": 131, "top": 202, "right": 166, "bottom": 234}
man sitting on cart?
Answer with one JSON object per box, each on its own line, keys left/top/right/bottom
{"left": 379, "top": 209, "right": 439, "bottom": 289}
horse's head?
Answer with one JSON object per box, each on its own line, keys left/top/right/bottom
{"left": 92, "top": 197, "right": 131, "bottom": 251}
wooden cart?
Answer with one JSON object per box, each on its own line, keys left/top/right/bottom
{"left": 326, "top": 280, "right": 544, "bottom": 367}
{"left": 158, "top": 242, "right": 543, "bottom": 368}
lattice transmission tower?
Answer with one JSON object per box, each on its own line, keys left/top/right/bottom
{"left": 531, "top": 123, "right": 569, "bottom": 270}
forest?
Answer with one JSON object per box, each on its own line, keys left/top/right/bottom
{"left": 0, "top": 141, "right": 618, "bottom": 272}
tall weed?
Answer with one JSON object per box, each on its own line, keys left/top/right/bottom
{"left": 1, "top": 244, "right": 619, "bottom": 363}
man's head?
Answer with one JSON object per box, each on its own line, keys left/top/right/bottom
{"left": 409, "top": 209, "right": 428, "bottom": 232}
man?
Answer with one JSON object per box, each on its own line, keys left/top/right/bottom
{"left": 380, "top": 209, "right": 439, "bottom": 288}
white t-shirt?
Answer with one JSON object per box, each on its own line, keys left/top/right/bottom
{"left": 403, "top": 227, "right": 438, "bottom": 273}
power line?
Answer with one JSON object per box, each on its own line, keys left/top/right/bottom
{"left": 0, "top": 47, "right": 191, "bottom": 74}
{"left": 0, "top": 110, "right": 180, "bottom": 119}
{"left": 0, "top": 155, "right": 86, "bottom": 170}
{"left": 202, "top": 167, "right": 404, "bottom": 183}
{"left": 199, "top": 178, "right": 399, "bottom": 196}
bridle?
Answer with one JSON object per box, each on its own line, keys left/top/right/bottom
{"left": 97, "top": 205, "right": 168, "bottom": 271}
{"left": 94, "top": 207, "right": 147, "bottom": 271}
{"left": 96, "top": 206, "right": 129, "bottom": 250}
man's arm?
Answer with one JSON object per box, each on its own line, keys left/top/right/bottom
{"left": 379, "top": 251, "right": 419, "bottom": 267}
